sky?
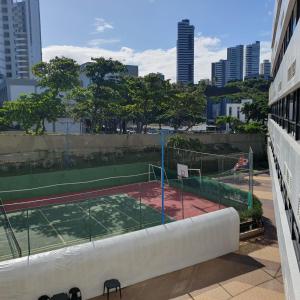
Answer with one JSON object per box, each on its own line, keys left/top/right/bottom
{"left": 40, "top": 0, "right": 274, "bottom": 82}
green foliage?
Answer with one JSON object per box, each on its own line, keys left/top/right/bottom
{"left": 32, "top": 56, "right": 80, "bottom": 94}
{"left": 163, "top": 84, "right": 206, "bottom": 131}
{"left": 2, "top": 56, "right": 207, "bottom": 135}
{"left": 216, "top": 116, "right": 242, "bottom": 132}
{"left": 167, "top": 134, "right": 204, "bottom": 151}
{"left": 208, "top": 78, "right": 270, "bottom": 126}
{"left": 237, "top": 122, "right": 266, "bottom": 134}
{"left": 2, "top": 92, "right": 64, "bottom": 134}
{"left": 239, "top": 195, "right": 263, "bottom": 222}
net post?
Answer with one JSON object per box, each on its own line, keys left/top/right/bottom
{"left": 181, "top": 177, "right": 184, "bottom": 220}
{"left": 248, "top": 147, "right": 254, "bottom": 209}
{"left": 27, "top": 208, "right": 30, "bottom": 256}
{"left": 139, "top": 183, "right": 142, "bottom": 229}
{"left": 160, "top": 131, "right": 165, "bottom": 225}
{"left": 88, "top": 199, "right": 92, "bottom": 242}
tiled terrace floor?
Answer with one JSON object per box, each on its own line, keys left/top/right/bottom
{"left": 90, "top": 173, "right": 285, "bottom": 300}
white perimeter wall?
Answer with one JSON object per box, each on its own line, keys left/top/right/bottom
{"left": 0, "top": 208, "right": 239, "bottom": 300}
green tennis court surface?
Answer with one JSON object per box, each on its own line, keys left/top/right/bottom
{"left": 0, "top": 194, "right": 172, "bottom": 261}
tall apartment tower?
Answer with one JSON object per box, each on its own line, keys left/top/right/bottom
{"left": 177, "top": 19, "right": 194, "bottom": 85}
{"left": 268, "top": 0, "right": 300, "bottom": 299}
{"left": 227, "top": 45, "right": 244, "bottom": 82}
{"left": 260, "top": 59, "right": 271, "bottom": 80}
{"left": 211, "top": 59, "right": 228, "bottom": 88}
{"left": 245, "top": 41, "right": 260, "bottom": 79}
{"left": 0, "top": 0, "right": 42, "bottom": 79}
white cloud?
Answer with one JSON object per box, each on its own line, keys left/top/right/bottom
{"left": 42, "top": 36, "right": 272, "bottom": 82}
{"left": 88, "top": 38, "right": 120, "bottom": 47}
{"left": 93, "top": 18, "right": 114, "bottom": 33}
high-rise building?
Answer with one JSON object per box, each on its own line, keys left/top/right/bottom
{"left": 125, "top": 65, "right": 138, "bottom": 77}
{"left": 227, "top": 45, "right": 244, "bottom": 82}
{"left": 211, "top": 59, "right": 228, "bottom": 88}
{"left": 245, "top": 41, "right": 260, "bottom": 79}
{"left": 177, "top": 19, "right": 194, "bottom": 84}
{"left": 260, "top": 59, "right": 271, "bottom": 80}
{"left": 0, "top": 0, "right": 42, "bottom": 79}
{"left": 268, "top": 0, "right": 300, "bottom": 299}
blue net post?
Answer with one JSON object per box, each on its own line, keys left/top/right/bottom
{"left": 161, "top": 131, "right": 165, "bottom": 225}
{"left": 248, "top": 147, "right": 254, "bottom": 209}
{"left": 27, "top": 208, "right": 30, "bottom": 256}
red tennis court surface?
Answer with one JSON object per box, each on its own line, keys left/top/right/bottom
{"left": 4, "top": 181, "right": 225, "bottom": 220}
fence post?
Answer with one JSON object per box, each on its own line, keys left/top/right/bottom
{"left": 139, "top": 183, "right": 142, "bottom": 229}
{"left": 160, "top": 131, "right": 165, "bottom": 225}
{"left": 88, "top": 199, "right": 92, "bottom": 242}
{"left": 27, "top": 209, "right": 30, "bottom": 256}
{"left": 248, "top": 147, "right": 254, "bottom": 209}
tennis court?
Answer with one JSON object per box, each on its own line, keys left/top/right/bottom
{"left": 0, "top": 189, "right": 174, "bottom": 261}
{"left": 0, "top": 159, "right": 250, "bottom": 262}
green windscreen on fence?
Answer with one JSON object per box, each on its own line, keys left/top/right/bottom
{"left": 169, "top": 176, "right": 248, "bottom": 211}
{"left": 0, "top": 162, "right": 151, "bottom": 202}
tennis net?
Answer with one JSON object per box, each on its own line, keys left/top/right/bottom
{"left": 0, "top": 199, "right": 22, "bottom": 258}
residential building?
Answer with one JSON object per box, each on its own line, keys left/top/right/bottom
{"left": 0, "top": 0, "right": 42, "bottom": 79}
{"left": 80, "top": 63, "right": 139, "bottom": 87}
{"left": 0, "top": 77, "right": 39, "bottom": 105}
{"left": 207, "top": 98, "right": 252, "bottom": 126}
{"left": 0, "top": 0, "right": 16, "bottom": 79}
{"left": 199, "top": 79, "right": 211, "bottom": 85}
{"left": 268, "top": 0, "right": 300, "bottom": 299}
{"left": 211, "top": 59, "right": 229, "bottom": 88}
{"left": 226, "top": 99, "right": 252, "bottom": 122}
{"left": 125, "top": 65, "right": 138, "bottom": 77}
{"left": 245, "top": 41, "right": 260, "bottom": 79}
{"left": 260, "top": 59, "right": 272, "bottom": 80}
{"left": 177, "top": 19, "right": 194, "bottom": 84}
{"left": 206, "top": 98, "right": 229, "bottom": 124}
{"left": 227, "top": 45, "right": 244, "bottom": 82}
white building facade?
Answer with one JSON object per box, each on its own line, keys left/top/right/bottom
{"left": 226, "top": 99, "right": 252, "bottom": 123}
{"left": 269, "top": 0, "right": 300, "bottom": 299}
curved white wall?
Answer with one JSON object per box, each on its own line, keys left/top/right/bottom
{"left": 0, "top": 208, "right": 239, "bottom": 300}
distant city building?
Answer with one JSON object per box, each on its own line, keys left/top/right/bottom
{"left": 148, "top": 72, "right": 165, "bottom": 80}
{"left": 199, "top": 79, "right": 211, "bottom": 85}
{"left": 125, "top": 65, "right": 139, "bottom": 77}
{"left": 177, "top": 19, "right": 194, "bottom": 84}
{"left": 206, "top": 98, "right": 252, "bottom": 127}
{"left": 227, "top": 45, "right": 244, "bottom": 82}
{"left": 0, "top": 78, "right": 39, "bottom": 105}
{"left": 0, "top": 0, "right": 42, "bottom": 79}
{"left": 211, "top": 59, "right": 229, "bottom": 88}
{"left": 80, "top": 63, "right": 139, "bottom": 87}
{"left": 260, "top": 59, "right": 271, "bottom": 80}
{"left": 245, "top": 41, "right": 260, "bottom": 79}
{"left": 226, "top": 99, "right": 252, "bottom": 122}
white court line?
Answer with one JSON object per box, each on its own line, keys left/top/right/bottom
{"left": 38, "top": 209, "right": 65, "bottom": 244}
{"left": 75, "top": 202, "right": 110, "bottom": 232}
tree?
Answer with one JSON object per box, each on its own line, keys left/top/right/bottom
{"left": 72, "top": 58, "right": 126, "bottom": 133}
{"left": 216, "top": 116, "right": 241, "bottom": 132}
{"left": 32, "top": 57, "right": 80, "bottom": 95}
{"left": 164, "top": 83, "right": 206, "bottom": 131}
{"left": 71, "top": 86, "right": 120, "bottom": 133}
{"left": 2, "top": 92, "right": 64, "bottom": 134}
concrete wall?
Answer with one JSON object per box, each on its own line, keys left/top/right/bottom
{"left": 0, "top": 134, "right": 265, "bottom": 166}
{"left": 0, "top": 208, "right": 240, "bottom": 300}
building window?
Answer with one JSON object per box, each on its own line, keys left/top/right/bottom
{"left": 229, "top": 107, "right": 232, "bottom": 116}
{"left": 237, "top": 107, "right": 240, "bottom": 120}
